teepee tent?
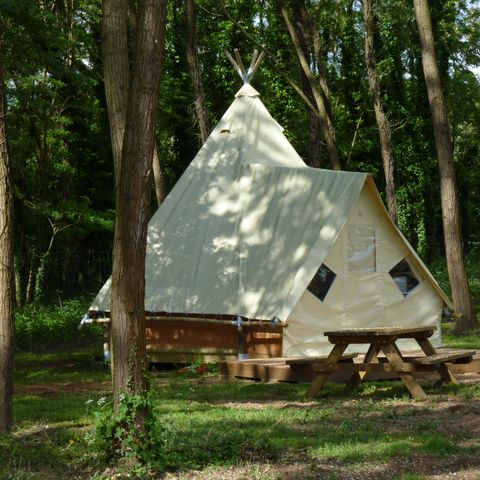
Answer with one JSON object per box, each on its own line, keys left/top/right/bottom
{"left": 89, "top": 52, "right": 451, "bottom": 360}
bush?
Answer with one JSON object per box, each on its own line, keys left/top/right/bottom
{"left": 91, "top": 392, "right": 172, "bottom": 471}
{"left": 15, "top": 298, "right": 102, "bottom": 350}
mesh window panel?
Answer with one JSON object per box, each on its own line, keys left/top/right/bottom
{"left": 348, "top": 224, "right": 376, "bottom": 272}
{"left": 389, "top": 259, "right": 420, "bottom": 297}
{"left": 307, "top": 263, "right": 337, "bottom": 301}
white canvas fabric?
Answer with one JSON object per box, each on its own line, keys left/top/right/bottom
{"left": 283, "top": 179, "right": 446, "bottom": 356}
{"left": 91, "top": 83, "right": 451, "bottom": 356}
{"left": 92, "top": 84, "right": 367, "bottom": 319}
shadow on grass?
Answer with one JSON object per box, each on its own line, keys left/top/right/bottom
{"left": 144, "top": 379, "right": 480, "bottom": 472}
{"left": 6, "top": 365, "right": 480, "bottom": 478}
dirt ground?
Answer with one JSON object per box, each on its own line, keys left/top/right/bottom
{"left": 14, "top": 380, "right": 112, "bottom": 396}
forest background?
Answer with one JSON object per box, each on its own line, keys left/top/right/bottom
{"left": 2, "top": 0, "right": 480, "bottom": 314}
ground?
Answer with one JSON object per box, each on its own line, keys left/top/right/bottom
{"left": 5, "top": 346, "right": 480, "bottom": 480}
{"left": 10, "top": 373, "right": 480, "bottom": 480}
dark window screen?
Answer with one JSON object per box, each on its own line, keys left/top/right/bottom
{"left": 389, "top": 259, "right": 420, "bottom": 297}
{"left": 307, "top": 263, "right": 337, "bottom": 301}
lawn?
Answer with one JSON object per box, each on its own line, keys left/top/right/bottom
{"left": 2, "top": 326, "right": 480, "bottom": 480}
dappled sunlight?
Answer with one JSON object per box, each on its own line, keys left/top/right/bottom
{"left": 89, "top": 85, "right": 366, "bottom": 325}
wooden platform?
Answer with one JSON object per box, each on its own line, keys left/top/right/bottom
{"left": 145, "top": 317, "right": 283, "bottom": 363}
{"left": 219, "top": 348, "right": 480, "bottom": 383}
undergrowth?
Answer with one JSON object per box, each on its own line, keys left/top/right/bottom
{"left": 15, "top": 297, "right": 102, "bottom": 350}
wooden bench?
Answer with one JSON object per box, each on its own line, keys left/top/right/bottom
{"left": 411, "top": 350, "right": 476, "bottom": 365}
{"left": 284, "top": 353, "right": 357, "bottom": 365}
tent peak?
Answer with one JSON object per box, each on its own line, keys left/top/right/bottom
{"left": 235, "top": 83, "right": 260, "bottom": 98}
{"left": 225, "top": 48, "right": 265, "bottom": 85}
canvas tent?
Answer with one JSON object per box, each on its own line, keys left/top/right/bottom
{"left": 89, "top": 70, "right": 451, "bottom": 358}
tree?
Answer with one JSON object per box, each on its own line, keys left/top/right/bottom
{"left": 363, "top": 0, "right": 398, "bottom": 224}
{"left": 1, "top": 1, "right": 113, "bottom": 305}
{"left": 185, "top": 0, "right": 210, "bottom": 145}
{"left": 0, "top": 43, "right": 14, "bottom": 433}
{"left": 289, "top": 0, "right": 327, "bottom": 167}
{"left": 282, "top": 4, "right": 342, "bottom": 170}
{"left": 102, "top": 0, "right": 129, "bottom": 193}
{"left": 413, "top": 0, "right": 476, "bottom": 332}
{"left": 103, "top": 0, "right": 168, "bottom": 421}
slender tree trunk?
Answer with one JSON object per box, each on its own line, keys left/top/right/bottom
{"left": 294, "top": 0, "right": 333, "bottom": 121}
{"left": 25, "top": 255, "right": 35, "bottom": 304}
{"left": 291, "top": 0, "right": 322, "bottom": 167}
{"left": 109, "top": 0, "right": 168, "bottom": 411}
{"left": 363, "top": 0, "right": 398, "bottom": 224}
{"left": 185, "top": 0, "right": 210, "bottom": 144}
{"left": 0, "top": 47, "right": 15, "bottom": 434}
{"left": 102, "top": 0, "right": 129, "bottom": 192}
{"left": 282, "top": 7, "right": 342, "bottom": 171}
{"left": 413, "top": 0, "right": 476, "bottom": 332}
{"left": 152, "top": 143, "right": 166, "bottom": 207}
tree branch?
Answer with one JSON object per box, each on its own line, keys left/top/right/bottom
{"left": 218, "top": 0, "right": 319, "bottom": 116}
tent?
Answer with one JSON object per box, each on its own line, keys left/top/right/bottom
{"left": 89, "top": 69, "right": 451, "bottom": 358}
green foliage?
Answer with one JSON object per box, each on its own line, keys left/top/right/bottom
{"left": 428, "top": 247, "right": 480, "bottom": 303}
{"left": 14, "top": 298, "right": 101, "bottom": 349}
{"left": 91, "top": 391, "right": 170, "bottom": 470}
{"left": 0, "top": 0, "right": 479, "bottom": 302}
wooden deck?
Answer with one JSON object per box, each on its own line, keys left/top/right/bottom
{"left": 219, "top": 348, "right": 480, "bottom": 384}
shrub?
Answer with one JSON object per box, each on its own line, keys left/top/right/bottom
{"left": 15, "top": 297, "right": 102, "bottom": 350}
{"left": 91, "top": 392, "right": 172, "bottom": 471}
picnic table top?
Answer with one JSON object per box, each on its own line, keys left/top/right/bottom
{"left": 324, "top": 326, "right": 436, "bottom": 338}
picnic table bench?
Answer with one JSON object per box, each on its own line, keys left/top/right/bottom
{"left": 307, "top": 326, "right": 475, "bottom": 400}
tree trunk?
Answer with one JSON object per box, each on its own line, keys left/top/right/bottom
{"left": 185, "top": 0, "right": 210, "bottom": 144}
{"left": 413, "top": 0, "right": 476, "bottom": 332}
{"left": 291, "top": 0, "right": 323, "bottom": 167}
{"left": 282, "top": 7, "right": 342, "bottom": 171}
{"left": 0, "top": 47, "right": 15, "bottom": 434}
{"left": 363, "top": 0, "right": 398, "bottom": 224}
{"left": 152, "top": 143, "right": 166, "bottom": 207}
{"left": 109, "top": 0, "right": 168, "bottom": 410}
{"left": 293, "top": 0, "right": 333, "bottom": 121}
{"left": 25, "top": 253, "right": 36, "bottom": 305}
{"left": 102, "top": 0, "right": 129, "bottom": 192}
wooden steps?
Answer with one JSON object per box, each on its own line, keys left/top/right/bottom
{"left": 220, "top": 349, "right": 480, "bottom": 383}
{"left": 219, "top": 354, "right": 358, "bottom": 383}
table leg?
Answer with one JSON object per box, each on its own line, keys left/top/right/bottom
{"left": 346, "top": 342, "right": 380, "bottom": 390}
{"left": 307, "top": 343, "right": 348, "bottom": 399}
{"left": 416, "top": 338, "right": 457, "bottom": 385}
{"left": 379, "top": 343, "right": 427, "bottom": 400}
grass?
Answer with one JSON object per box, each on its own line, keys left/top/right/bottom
{"left": 442, "top": 322, "right": 480, "bottom": 349}
{"left": 14, "top": 346, "right": 110, "bottom": 385}
{"left": 4, "top": 326, "right": 480, "bottom": 479}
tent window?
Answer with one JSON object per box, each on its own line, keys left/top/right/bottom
{"left": 308, "top": 263, "right": 336, "bottom": 301}
{"left": 348, "top": 225, "right": 376, "bottom": 272}
{"left": 389, "top": 259, "right": 420, "bottom": 297}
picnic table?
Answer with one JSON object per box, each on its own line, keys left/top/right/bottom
{"left": 307, "top": 326, "right": 476, "bottom": 400}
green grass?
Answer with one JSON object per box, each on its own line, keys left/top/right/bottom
{"left": 442, "top": 322, "right": 480, "bottom": 349}
{"left": 14, "top": 346, "right": 110, "bottom": 384}
{"left": 5, "top": 330, "right": 480, "bottom": 479}
{"left": 1, "top": 393, "right": 103, "bottom": 480}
